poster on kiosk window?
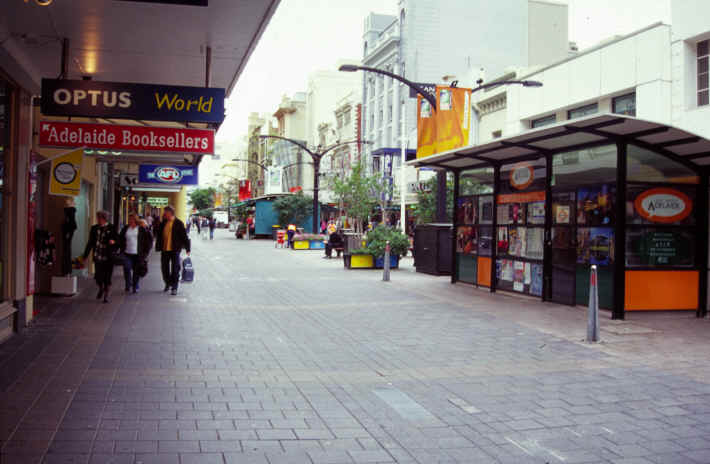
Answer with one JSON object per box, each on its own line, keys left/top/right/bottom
{"left": 416, "top": 86, "right": 471, "bottom": 159}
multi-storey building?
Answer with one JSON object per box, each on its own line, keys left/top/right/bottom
{"left": 361, "top": 0, "right": 571, "bottom": 206}
{"left": 272, "top": 93, "right": 308, "bottom": 193}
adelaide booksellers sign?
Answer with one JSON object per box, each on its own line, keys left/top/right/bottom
{"left": 139, "top": 165, "right": 198, "bottom": 185}
{"left": 39, "top": 121, "right": 214, "bottom": 155}
{"left": 41, "top": 78, "right": 225, "bottom": 124}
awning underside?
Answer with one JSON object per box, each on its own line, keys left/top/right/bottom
{"left": 410, "top": 114, "right": 710, "bottom": 171}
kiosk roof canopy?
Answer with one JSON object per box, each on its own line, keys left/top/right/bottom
{"left": 410, "top": 114, "right": 710, "bottom": 171}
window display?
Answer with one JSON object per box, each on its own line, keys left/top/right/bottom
{"left": 577, "top": 185, "right": 615, "bottom": 225}
{"left": 528, "top": 201, "right": 545, "bottom": 224}
{"left": 526, "top": 228, "right": 544, "bottom": 260}
{"left": 626, "top": 228, "right": 695, "bottom": 267}
{"left": 457, "top": 197, "right": 477, "bottom": 225}
{"left": 456, "top": 226, "right": 476, "bottom": 254}
{"left": 577, "top": 227, "right": 614, "bottom": 265}
{"left": 478, "top": 226, "right": 493, "bottom": 256}
{"left": 627, "top": 185, "right": 695, "bottom": 226}
{"left": 479, "top": 196, "right": 494, "bottom": 224}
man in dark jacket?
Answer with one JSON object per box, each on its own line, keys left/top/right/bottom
{"left": 155, "top": 206, "right": 190, "bottom": 295}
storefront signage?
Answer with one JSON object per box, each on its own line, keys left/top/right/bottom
{"left": 40, "top": 78, "right": 225, "bottom": 124}
{"left": 634, "top": 187, "right": 692, "bottom": 224}
{"left": 510, "top": 164, "right": 534, "bottom": 190}
{"left": 147, "top": 197, "right": 169, "bottom": 207}
{"left": 497, "top": 191, "right": 545, "bottom": 204}
{"left": 49, "top": 148, "right": 83, "bottom": 196}
{"left": 39, "top": 121, "right": 214, "bottom": 154}
{"left": 139, "top": 164, "right": 198, "bottom": 185}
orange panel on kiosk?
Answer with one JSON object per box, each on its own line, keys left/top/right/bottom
{"left": 477, "top": 257, "right": 492, "bottom": 287}
{"left": 625, "top": 270, "right": 698, "bottom": 310}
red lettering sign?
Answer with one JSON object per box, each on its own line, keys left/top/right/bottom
{"left": 38, "top": 121, "right": 214, "bottom": 154}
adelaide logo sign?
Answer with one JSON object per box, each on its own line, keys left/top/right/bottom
{"left": 39, "top": 121, "right": 214, "bottom": 155}
{"left": 510, "top": 163, "right": 534, "bottom": 190}
{"left": 634, "top": 187, "right": 692, "bottom": 223}
{"left": 41, "top": 79, "right": 225, "bottom": 124}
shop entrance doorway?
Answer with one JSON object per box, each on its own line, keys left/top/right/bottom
{"left": 547, "top": 145, "right": 618, "bottom": 308}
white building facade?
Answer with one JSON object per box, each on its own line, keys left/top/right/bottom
{"left": 361, "top": 0, "right": 570, "bottom": 206}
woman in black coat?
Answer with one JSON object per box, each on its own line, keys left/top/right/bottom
{"left": 119, "top": 213, "right": 153, "bottom": 293}
{"left": 82, "top": 210, "right": 118, "bottom": 303}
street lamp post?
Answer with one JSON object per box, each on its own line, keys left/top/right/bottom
{"left": 258, "top": 135, "right": 369, "bottom": 234}
{"left": 339, "top": 64, "right": 542, "bottom": 224}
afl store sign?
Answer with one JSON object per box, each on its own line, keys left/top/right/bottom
{"left": 41, "top": 78, "right": 225, "bottom": 124}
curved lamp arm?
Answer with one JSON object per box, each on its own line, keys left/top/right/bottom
{"left": 319, "top": 140, "right": 372, "bottom": 158}
{"left": 339, "top": 64, "right": 437, "bottom": 110}
{"left": 259, "top": 135, "right": 315, "bottom": 158}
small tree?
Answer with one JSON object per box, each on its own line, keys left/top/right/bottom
{"left": 412, "top": 176, "right": 454, "bottom": 223}
{"left": 189, "top": 187, "right": 216, "bottom": 211}
{"left": 273, "top": 192, "right": 313, "bottom": 228}
{"left": 333, "top": 162, "right": 377, "bottom": 233}
{"left": 370, "top": 174, "right": 396, "bottom": 226}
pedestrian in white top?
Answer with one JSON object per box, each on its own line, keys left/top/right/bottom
{"left": 119, "top": 213, "right": 153, "bottom": 293}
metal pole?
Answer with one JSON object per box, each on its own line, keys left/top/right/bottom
{"left": 400, "top": 97, "right": 407, "bottom": 233}
{"left": 313, "top": 156, "right": 320, "bottom": 234}
{"left": 587, "top": 264, "right": 599, "bottom": 342}
{"left": 436, "top": 170, "right": 446, "bottom": 222}
{"left": 383, "top": 240, "right": 391, "bottom": 282}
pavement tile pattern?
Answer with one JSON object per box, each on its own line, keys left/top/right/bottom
{"left": 1, "top": 229, "right": 710, "bottom": 463}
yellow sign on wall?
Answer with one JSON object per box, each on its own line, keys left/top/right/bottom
{"left": 49, "top": 148, "right": 83, "bottom": 196}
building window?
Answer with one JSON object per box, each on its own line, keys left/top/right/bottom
{"left": 373, "top": 156, "right": 381, "bottom": 173}
{"left": 698, "top": 39, "right": 709, "bottom": 106}
{"left": 343, "top": 110, "right": 351, "bottom": 126}
{"left": 612, "top": 93, "right": 636, "bottom": 116}
{"left": 567, "top": 102, "right": 598, "bottom": 120}
{"left": 388, "top": 104, "right": 393, "bottom": 122}
{"left": 531, "top": 114, "right": 556, "bottom": 128}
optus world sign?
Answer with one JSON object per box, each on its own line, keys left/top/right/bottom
{"left": 41, "top": 79, "right": 225, "bottom": 124}
{"left": 39, "top": 121, "right": 214, "bottom": 155}
{"left": 634, "top": 187, "right": 692, "bottom": 223}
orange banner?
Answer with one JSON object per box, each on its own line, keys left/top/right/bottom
{"left": 416, "top": 95, "right": 436, "bottom": 158}
{"left": 435, "top": 86, "right": 470, "bottom": 153}
{"left": 497, "top": 191, "right": 546, "bottom": 204}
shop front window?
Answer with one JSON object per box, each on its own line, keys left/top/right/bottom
{"left": 0, "top": 81, "right": 8, "bottom": 300}
{"left": 551, "top": 144, "right": 617, "bottom": 308}
{"left": 495, "top": 158, "right": 546, "bottom": 296}
{"left": 455, "top": 168, "right": 493, "bottom": 285}
{"left": 626, "top": 144, "right": 699, "bottom": 270}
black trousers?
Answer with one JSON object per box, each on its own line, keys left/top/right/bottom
{"left": 94, "top": 260, "right": 114, "bottom": 287}
{"left": 161, "top": 251, "right": 180, "bottom": 290}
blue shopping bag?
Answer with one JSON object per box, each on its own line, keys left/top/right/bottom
{"left": 181, "top": 257, "right": 194, "bottom": 282}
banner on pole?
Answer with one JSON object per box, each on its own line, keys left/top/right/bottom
{"left": 49, "top": 148, "right": 83, "bottom": 196}
{"left": 416, "top": 85, "right": 472, "bottom": 159}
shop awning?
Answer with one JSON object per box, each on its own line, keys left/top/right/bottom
{"left": 409, "top": 114, "right": 710, "bottom": 171}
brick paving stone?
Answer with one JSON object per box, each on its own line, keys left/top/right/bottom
{"left": 5, "top": 235, "right": 710, "bottom": 463}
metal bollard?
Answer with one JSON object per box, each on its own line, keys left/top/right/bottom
{"left": 382, "top": 241, "right": 391, "bottom": 282}
{"left": 587, "top": 264, "right": 599, "bottom": 342}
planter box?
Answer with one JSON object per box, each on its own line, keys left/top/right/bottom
{"left": 309, "top": 240, "right": 325, "bottom": 250}
{"left": 292, "top": 240, "right": 325, "bottom": 250}
{"left": 374, "top": 255, "right": 399, "bottom": 269}
{"left": 344, "top": 254, "right": 374, "bottom": 269}
{"left": 293, "top": 240, "right": 310, "bottom": 250}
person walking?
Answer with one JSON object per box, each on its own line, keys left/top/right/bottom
{"left": 286, "top": 223, "right": 296, "bottom": 248}
{"left": 119, "top": 212, "right": 153, "bottom": 294}
{"left": 208, "top": 216, "right": 216, "bottom": 240}
{"left": 155, "top": 206, "right": 190, "bottom": 295}
{"left": 82, "top": 210, "right": 118, "bottom": 303}
{"left": 195, "top": 216, "right": 201, "bottom": 236}
{"left": 185, "top": 217, "right": 191, "bottom": 235}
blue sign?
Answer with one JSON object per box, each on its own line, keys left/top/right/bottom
{"left": 139, "top": 165, "right": 198, "bottom": 185}
{"left": 41, "top": 79, "right": 225, "bottom": 124}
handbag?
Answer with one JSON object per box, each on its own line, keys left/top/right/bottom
{"left": 181, "top": 257, "right": 194, "bottom": 282}
{"left": 136, "top": 258, "right": 148, "bottom": 278}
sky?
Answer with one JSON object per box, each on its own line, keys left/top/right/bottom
{"left": 216, "top": 0, "right": 671, "bottom": 143}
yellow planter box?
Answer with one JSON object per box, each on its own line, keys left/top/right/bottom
{"left": 350, "top": 254, "right": 374, "bottom": 268}
{"left": 293, "top": 240, "right": 310, "bottom": 250}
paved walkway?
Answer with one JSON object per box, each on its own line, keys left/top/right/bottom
{"left": 1, "top": 229, "right": 710, "bottom": 464}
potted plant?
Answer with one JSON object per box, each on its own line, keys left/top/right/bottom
{"left": 365, "top": 226, "right": 409, "bottom": 269}
{"left": 344, "top": 247, "right": 374, "bottom": 269}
